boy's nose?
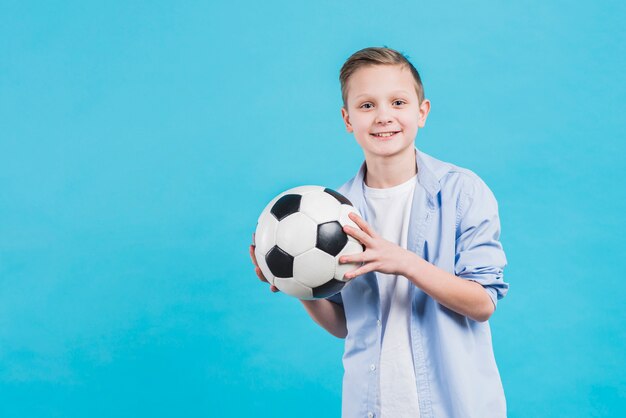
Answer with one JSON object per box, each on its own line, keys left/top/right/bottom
{"left": 375, "top": 112, "right": 393, "bottom": 125}
{"left": 374, "top": 106, "right": 393, "bottom": 124}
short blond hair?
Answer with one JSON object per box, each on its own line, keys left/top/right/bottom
{"left": 339, "top": 46, "right": 425, "bottom": 107}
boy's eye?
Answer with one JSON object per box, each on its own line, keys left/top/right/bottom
{"left": 360, "top": 103, "right": 373, "bottom": 109}
{"left": 393, "top": 100, "right": 406, "bottom": 106}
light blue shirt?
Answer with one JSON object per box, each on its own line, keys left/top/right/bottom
{"left": 329, "top": 148, "right": 509, "bottom": 418}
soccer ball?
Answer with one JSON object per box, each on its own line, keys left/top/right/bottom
{"left": 254, "top": 185, "right": 364, "bottom": 300}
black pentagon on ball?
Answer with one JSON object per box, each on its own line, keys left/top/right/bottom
{"left": 313, "top": 279, "right": 346, "bottom": 299}
{"left": 316, "top": 221, "right": 348, "bottom": 257}
{"left": 270, "top": 194, "right": 301, "bottom": 221}
{"left": 324, "top": 188, "right": 353, "bottom": 206}
{"left": 265, "top": 245, "right": 294, "bottom": 278}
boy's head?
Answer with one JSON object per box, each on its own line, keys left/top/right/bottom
{"left": 339, "top": 47, "right": 425, "bottom": 108}
{"left": 339, "top": 47, "right": 430, "bottom": 162}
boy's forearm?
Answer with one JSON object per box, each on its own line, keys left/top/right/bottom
{"left": 400, "top": 250, "right": 495, "bottom": 322}
{"left": 300, "top": 299, "right": 347, "bottom": 339}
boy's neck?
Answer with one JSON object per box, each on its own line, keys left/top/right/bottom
{"left": 363, "top": 149, "right": 417, "bottom": 189}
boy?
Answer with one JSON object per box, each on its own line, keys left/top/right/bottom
{"left": 249, "top": 47, "right": 508, "bottom": 418}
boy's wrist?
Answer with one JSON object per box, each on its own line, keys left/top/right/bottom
{"left": 398, "top": 248, "right": 424, "bottom": 279}
{"left": 398, "top": 248, "right": 417, "bottom": 278}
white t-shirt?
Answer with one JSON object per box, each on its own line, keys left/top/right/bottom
{"left": 364, "top": 174, "right": 421, "bottom": 418}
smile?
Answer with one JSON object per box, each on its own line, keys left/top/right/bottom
{"left": 371, "top": 131, "right": 400, "bottom": 139}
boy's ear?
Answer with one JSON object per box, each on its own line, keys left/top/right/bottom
{"left": 341, "top": 107, "right": 353, "bottom": 132}
{"left": 418, "top": 99, "right": 431, "bottom": 128}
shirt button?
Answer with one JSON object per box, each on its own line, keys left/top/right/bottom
{"left": 367, "top": 412, "right": 374, "bottom": 418}
{"left": 370, "top": 363, "right": 376, "bottom": 371}
{"left": 376, "top": 319, "right": 381, "bottom": 327}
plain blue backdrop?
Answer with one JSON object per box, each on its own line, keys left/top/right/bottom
{"left": 1, "top": 1, "right": 625, "bottom": 417}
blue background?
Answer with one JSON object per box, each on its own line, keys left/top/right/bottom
{"left": 1, "top": 1, "right": 625, "bottom": 417}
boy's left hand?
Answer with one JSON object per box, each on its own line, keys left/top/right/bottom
{"left": 339, "top": 212, "right": 410, "bottom": 279}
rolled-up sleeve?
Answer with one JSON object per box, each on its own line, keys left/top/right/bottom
{"left": 454, "top": 176, "right": 509, "bottom": 307}
{"left": 326, "top": 291, "right": 344, "bottom": 306}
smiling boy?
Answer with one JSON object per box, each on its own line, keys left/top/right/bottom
{"left": 250, "top": 47, "right": 508, "bottom": 418}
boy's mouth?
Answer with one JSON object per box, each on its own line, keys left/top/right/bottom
{"left": 370, "top": 131, "right": 400, "bottom": 139}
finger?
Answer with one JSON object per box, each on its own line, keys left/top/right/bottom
{"left": 270, "top": 285, "right": 279, "bottom": 292}
{"left": 339, "top": 252, "right": 367, "bottom": 264}
{"left": 343, "top": 225, "right": 372, "bottom": 246}
{"left": 348, "top": 212, "right": 377, "bottom": 237}
{"left": 343, "top": 262, "right": 377, "bottom": 280}
{"left": 249, "top": 244, "right": 259, "bottom": 266}
{"left": 255, "top": 266, "right": 268, "bottom": 283}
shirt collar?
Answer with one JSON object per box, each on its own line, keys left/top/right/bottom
{"left": 346, "top": 147, "right": 444, "bottom": 205}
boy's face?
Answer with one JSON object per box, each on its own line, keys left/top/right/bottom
{"left": 341, "top": 64, "right": 430, "bottom": 161}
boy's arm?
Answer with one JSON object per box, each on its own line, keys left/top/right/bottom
{"left": 299, "top": 299, "right": 347, "bottom": 339}
{"left": 400, "top": 253, "right": 495, "bottom": 322}
{"left": 340, "top": 213, "right": 495, "bottom": 322}
{"left": 249, "top": 244, "right": 348, "bottom": 338}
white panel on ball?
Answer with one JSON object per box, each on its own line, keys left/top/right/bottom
{"left": 299, "top": 190, "right": 341, "bottom": 224}
{"left": 338, "top": 204, "right": 360, "bottom": 229}
{"left": 275, "top": 212, "right": 317, "bottom": 257}
{"left": 287, "top": 185, "right": 324, "bottom": 195}
{"left": 257, "top": 192, "right": 283, "bottom": 222}
{"left": 293, "top": 248, "right": 336, "bottom": 288}
{"left": 254, "top": 210, "right": 279, "bottom": 256}
{"left": 334, "top": 236, "right": 364, "bottom": 281}
{"left": 274, "top": 277, "right": 314, "bottom": 299}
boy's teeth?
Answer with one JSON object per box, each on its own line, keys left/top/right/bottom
{"left": 375, "top": 132, "right": 395, "bottom": 137}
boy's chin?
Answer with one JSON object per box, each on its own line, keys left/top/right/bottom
{"left": 364, "top": 143, "right": 415, "bottom": 159}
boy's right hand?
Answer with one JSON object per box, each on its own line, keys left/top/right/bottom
{"left": 249, "top": 234, "right": 279, "bottom": 293}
